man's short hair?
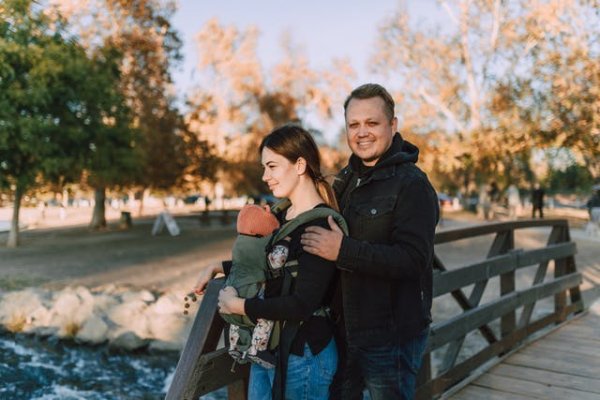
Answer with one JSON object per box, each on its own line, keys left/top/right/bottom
{"left": 343, "top": 83, "right": 395, "bottom": 122}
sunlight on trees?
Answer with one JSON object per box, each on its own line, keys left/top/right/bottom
{"left": 373, "top": 0, "right": 600, "bottom": 194}
{"left": 186, "top": 18, "right": 355, "bottom": 196}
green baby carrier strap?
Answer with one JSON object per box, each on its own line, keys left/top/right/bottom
{"left": 220, "top": 204, "right": 348, "bottom": 329}
{"left": 269, "top": 206, "right": 349, "bottom": 248}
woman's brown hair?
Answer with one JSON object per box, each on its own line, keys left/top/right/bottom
{"left": 259, "top": 124, "right": 340, "bottom": 211}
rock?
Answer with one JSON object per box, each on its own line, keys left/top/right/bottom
{"left": 109, "top": 330, "right": 148, "bottom": 351}
{"left": 139, "top": 290, "right": 156, "bottom": 303}
{"left": 147, "top": 314, "right": 187, "bottom": 344}
{"left": 51, "top": 289, "right": 81, "bottom": 317}
{"left": 148, "top": 339, "right": 181, "bottom": 352}
{"left": 0, "top": 288, "right": 47, "bottom": 332}
{"left": 30, "top": 326, "right": 59, "bottom": 337}
{"left": 91, "top": 293, "right": 119, "bottom": 314}
{"left": 76, "top": 315, "right": 109, "bottom": 344}
{"left": 148, "top": 292, "right": 182, "bottom": 315}
{"left": 106, "top": 300, "right": 150, "bottom": 338}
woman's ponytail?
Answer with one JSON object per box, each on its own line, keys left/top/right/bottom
{"left": 314, "top": 175, "right": 340, "bottom": 212}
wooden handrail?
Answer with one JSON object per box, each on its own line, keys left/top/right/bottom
{"left": 417, "top": 219, "right": 582, "bottom": 399}
{"left": 166, "top": 218, "right": 583, "bottom": 400}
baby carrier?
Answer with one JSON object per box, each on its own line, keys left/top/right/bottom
{"left": 220, "top": 200, "right": 348, "bottom": 369}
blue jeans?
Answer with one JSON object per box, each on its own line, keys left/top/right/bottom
{"left": 248, "top": 338, "right": 337, "bottom": 400}
{"left": 342, "top": 328, "right": 429, "bottom": 400}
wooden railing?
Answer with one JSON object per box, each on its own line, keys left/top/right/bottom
{"left": 166, "top": 219, "right": 583, "bottom": 400}
{"left": 416, "top": 218, "right": 582, "bottom": 399}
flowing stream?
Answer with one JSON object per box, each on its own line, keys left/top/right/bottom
{"left": 0, "top": 333, "right": 227, "bottom": 399}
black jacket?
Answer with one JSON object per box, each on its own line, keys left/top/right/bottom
{"left": 333, "top": 133, "right": 439, "bottom": 346}
{"left": 244, "top": 213, "right": 337, "bottom": 356}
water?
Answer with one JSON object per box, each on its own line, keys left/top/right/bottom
{"left": 0, "top": 334, "right": 225, "bottom": 399}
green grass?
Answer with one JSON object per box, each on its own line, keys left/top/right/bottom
{"left": 0, "top": 276, "right": 47, "bottom": 291}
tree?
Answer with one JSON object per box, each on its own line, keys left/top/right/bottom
{"left": 372, "top": 0, "right": 600, "bottom": 192}
{"left": 187, "top": 18, "right": 355, "bottom": 196}
{"left": 0, "top": 0, "right": 140, "bottom": 243}
{"left": 0, "top": 0, "right": 91, "bottom": 245}
{"left": 47, "top": 0, "right": 209, "bottom": 218}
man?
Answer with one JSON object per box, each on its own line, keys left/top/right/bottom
{"left": 301, "top": 83, "right": 439, "bottom": 399}
{"left": 531, "top": 183, "right": 545, "bottom": 219}
{"left": 586, "top": 187, "right": 600, "bottom": 218}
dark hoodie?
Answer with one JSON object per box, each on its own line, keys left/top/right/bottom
{"left": 333, "top": 133, "right": 439, "bottom": 346}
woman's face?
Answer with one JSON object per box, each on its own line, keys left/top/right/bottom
{"left": 261, "top": 147, "right": 300, "bottom": 199}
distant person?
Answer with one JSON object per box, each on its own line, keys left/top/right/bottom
{"left": 194, "top": 125, "right": 342, "bottom": 400}
{"left": 531, "top": 183, "right": 545, "bottom": 219}
{"left": 587, "top": 188, "right": 600, "bottom": 219}
{"left": 479, "top": 184, "right": 492, "bottom": 220}
{"left": 586, "top": 187, "right": 600, "bottom": 236}
{"left": 507, "top": 184, "right": 521, "bottom": 219}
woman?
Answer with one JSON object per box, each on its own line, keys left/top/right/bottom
{"left": 194, "top": 124, "right": 341, "bottom": 400}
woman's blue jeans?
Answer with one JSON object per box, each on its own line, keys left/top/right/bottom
{"left": 248, "top": 338, "right": 337, "bottom": 400}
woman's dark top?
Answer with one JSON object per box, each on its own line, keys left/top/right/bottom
{"left": 227, "top": 205, "right": 338, "bottom": 357}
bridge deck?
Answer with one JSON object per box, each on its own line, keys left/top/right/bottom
{"left": 449, "top": 311, "right": 600, "bottom": 400}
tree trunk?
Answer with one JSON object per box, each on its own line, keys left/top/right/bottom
{"left": 89, "top": 187, "right": 107, "bottom": 230}
{"left": 137, "top": 188, "right": 148, "bottom": 217}
{"left": 7, "top": 181, "right": 24, "bottom": 248}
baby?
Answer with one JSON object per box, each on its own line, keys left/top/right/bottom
{"left": 225, "top": 204, "right": 287, "bottom": 368}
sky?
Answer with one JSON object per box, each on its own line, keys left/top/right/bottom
{"left": 170, "top": 0, "right": 446, "bottom": 141}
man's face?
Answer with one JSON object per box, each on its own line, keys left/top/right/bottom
{"left": 345, "top": 97, "right": 397, "bottom": 166}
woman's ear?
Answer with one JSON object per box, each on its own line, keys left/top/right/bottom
{"left": 295, "top": 157, "right": 307, "bottom": 175}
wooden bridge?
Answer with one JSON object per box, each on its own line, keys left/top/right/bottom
{"left": 166, "top": 219, "right": 595, "bottom": 399}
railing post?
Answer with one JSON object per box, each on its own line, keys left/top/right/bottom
{"left": 554, "top": 226, "right": 568, "bottom": 322}
{"left": 416, "top": 352, "right": 432, "bottom": 400}
{"left": 489, "top": 230, "right": 516, "bottom": 338}
{"left": 166, "top": 278, "right": 226, "bottom": 400}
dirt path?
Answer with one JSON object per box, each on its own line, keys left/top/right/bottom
{"left": 1, "top": 210, "right": 598, "bottom": 306}
{"left": 0, "top": 214, "right": 237, "bottom": 293}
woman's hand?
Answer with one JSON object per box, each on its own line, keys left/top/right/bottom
{"left": 218, "top": 286, "right": 245, "bottom": 315}
{"left": 193, "top": 263, "right": 224, "bottom": 295}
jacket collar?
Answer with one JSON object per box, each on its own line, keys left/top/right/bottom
{"left": 347, "top": 133, "right": 419, "bottom": 180}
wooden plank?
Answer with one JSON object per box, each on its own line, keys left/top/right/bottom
{"left": 504, "top": 352, "right": 599, "bottom": 379}
{"left": 490, "top": 363, "right": 600, "bottom": 394}
{"left": 433, "top": 253, "right": 513, "bottom": 296}
{"left": 450, "top": 384, "right": 538, "bottom": 400}
{"left": 530, "top": 336, "right": 600, "bottom": 358}
{"left": 552, "top": 321, "right": 600, "bottom": 340}
{"left": 549, "top": 330, "right": 600, "bottom": 344}
{"left": 564, "top": 313, "right": 600, "bottom": 329}
{"left": 473, "top": 372, "right": 600, "bottom": 400}
{"left": 421, "top": 307, "right": 577, "bottom": 398}
{"left": 432, "top": 252, "right": 499, "bottom": 346}
{"left": 500, "top": 268, "right": 516, "bottom": 338}
{"left": 193, "top": 348, "right": 250, "bottom": 396}
{"left": 517, "top": 345, "right": 600, "bottom": 369}
{"left": 166, "top": 278, "right": 228, "bottom": 400}
{"left": 434, "top": 219, "right": 567, "bottom": 244}
{"left": 432, "top": 242, "right": 575, "bottom": 297}
{"left": 515, "top": 242, "right": 576, "bottom": 268}
{"left": 429, "top": 273, "right": 582, "bottom": 350}
{"left": 441, "top": 280, "right": 489, "bottom": 372}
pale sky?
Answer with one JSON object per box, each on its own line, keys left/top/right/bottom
{"left": 171, "top": 0, "right": 445, "bottom": 141}
{"left": 172, "top": 0, "right": 444, "bottom": 93}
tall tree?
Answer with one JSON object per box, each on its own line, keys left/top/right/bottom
{"left": 48, "top": 0, "right": 206, "bottom": 218}
{"left": 373, "top": 0, "right": 600, "bottom": 191}
{"left": 0, "top": 0, "right": 133, "bottom": 245}
{"left": 187, "top": 18, "right": 355, "bottom": 196}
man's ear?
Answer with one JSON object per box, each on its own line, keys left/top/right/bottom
{"left": 296, "top": 157, "right": 307, "bottom": 175}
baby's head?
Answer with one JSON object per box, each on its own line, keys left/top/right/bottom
{"left": 237, "top": 204, "right": 280, "bottom": 237}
